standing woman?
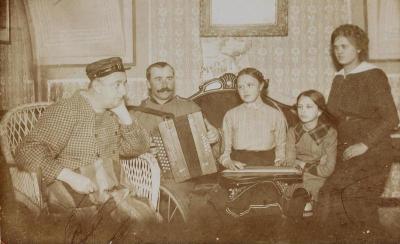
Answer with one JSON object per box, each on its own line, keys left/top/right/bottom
{"left": 318, "top": 24, "right": 399, "bottom": 237}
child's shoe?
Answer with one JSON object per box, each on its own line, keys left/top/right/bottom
{"left": 303, "top": 201, "right": 313, "bottom": 217}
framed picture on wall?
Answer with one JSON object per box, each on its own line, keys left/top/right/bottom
{"left": 200, "top": 0, "right": 288, "bottom": 37}
{"left": 24, "top": 0, "right": 135, "bottom": 66}
{"left": 0, "top": 0, "right": 10, "bottom": 44}
{"left": 365, "top": 0, "right": 400, "bottom": 60}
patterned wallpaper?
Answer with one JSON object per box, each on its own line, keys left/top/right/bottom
{"left": 150, "top": 0, "right": 350, "bottom": 105}
{"left": 149, "top": 0, "right": 400, "bottom": 113}
{"left": 149, "top": 0, "right": 203, "bottom": 99}
{"left": 211, "top": 0, "right": 350, "bottom": 104}
{"left": 47, "top": 78, "right": 148, "bottom": 106}
{"left": 2, "top": 0, "right": 399, "bottom": 112}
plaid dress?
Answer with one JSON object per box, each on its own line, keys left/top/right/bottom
{"left": 286, "top": 122, "right": 337, "bottom": 201}
{"left": 16, "top": 92, "right": 151, "bottom": 184}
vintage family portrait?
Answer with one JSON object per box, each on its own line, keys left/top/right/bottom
{"left": 0, "top": 0, "right": 400, "bottom": 243}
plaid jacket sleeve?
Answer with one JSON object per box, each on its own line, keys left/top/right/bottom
{"left": 119, "top": 117, "right": 151, "bottom": 158}
{"left": 15, "top": 102, "right": 77, "bottom": 184}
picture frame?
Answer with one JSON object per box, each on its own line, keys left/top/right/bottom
{"left": 0, "top": 0, "right": 10, "bottom": 44}
{"left": 200, "top": 0, "right": 288, "bottom": 37}
{"left": 364, "top": 0, "right": 400, "bottom": 61}
{"left": 24, "top": 0, "right": 135, "bottom": 66}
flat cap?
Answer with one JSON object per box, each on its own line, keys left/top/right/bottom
{"left": 86, "top": 57, "right": 130, "bottom": 80}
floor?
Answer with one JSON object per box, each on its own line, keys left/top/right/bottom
{"left": 1, "top": 153, "right": 399, "bottom": 243}
{"left": 1, "top": 203, "right": 398, "bottom": 244}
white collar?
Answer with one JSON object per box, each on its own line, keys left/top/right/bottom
{"left": 244, "top": 96, "right": 264, "bottom": 109}
{"left": 335, "top": 62, "right": 378, "bottom": 77}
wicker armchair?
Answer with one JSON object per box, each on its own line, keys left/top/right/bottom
{"left": 0, "top": 102, "right": 160, "bottom": 217}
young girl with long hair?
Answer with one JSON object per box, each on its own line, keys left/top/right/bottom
{"left": 220, "top": 67, "right": 287, "bottom": 169}
{"left": 285, "top": 89, "right": 337, "bottom": 216}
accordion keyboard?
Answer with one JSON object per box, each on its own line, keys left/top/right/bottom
{"left": 152, "top": 136, "right": 174, "bottom": 179}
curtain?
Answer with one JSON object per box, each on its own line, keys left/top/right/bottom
{"left": 367, "top": 0, "right": 400, "bottom": 59}
{"left": 0, "top": 0, "right": 35, "bottom": 110}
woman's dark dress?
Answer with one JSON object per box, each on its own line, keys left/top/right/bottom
{"left": 318, "top": 65, "right": 399, "bottom": 235}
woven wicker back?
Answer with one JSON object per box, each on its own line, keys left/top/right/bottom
{"left": 0, "top": 102, "right": 51, "bottom": 165}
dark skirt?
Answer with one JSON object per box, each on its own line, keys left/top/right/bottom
{"left": 231, "top": 149, "right": 275, "bottom": 166}
{"left": 316, "top": 134, "right": 393, "bottom": 237}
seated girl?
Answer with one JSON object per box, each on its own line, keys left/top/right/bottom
{"left": 219, "top": 67, "right": 287, "bottom": 170}
{"left": 285, "top": 90, "right": 337, "bottom": 216}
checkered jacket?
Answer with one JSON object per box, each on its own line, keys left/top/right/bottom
{"left": 15, "top": 92, "right": 151, "bottom": 184}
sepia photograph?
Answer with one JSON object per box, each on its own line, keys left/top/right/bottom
{"left": 200, "top": 0, "right": 288, "bottom": 36}
{"left": 1, "top": 0, "right": 400, "bottom": 243}
{"left": 0, "top": 0, "right": 10, "bottom": 43}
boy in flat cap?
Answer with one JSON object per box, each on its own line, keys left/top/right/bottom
{"left": 15, "top": 57, "right": 154, "bottom": 242}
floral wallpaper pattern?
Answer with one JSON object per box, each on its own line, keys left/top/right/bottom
{"left": 150, "top": 0, "right": 351, "bottom": 102}
{"left": 149, "top": 0, "right": 400, "bottom": 110}
{"left": 150, "top": 0, "right": 203, "bottom": 98}
{"left": 200, "top": 0, "right": 350, "bottom": 104}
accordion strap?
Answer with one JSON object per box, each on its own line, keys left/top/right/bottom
{"left": 127, "top": 105, "right": 175, "bottom": 119}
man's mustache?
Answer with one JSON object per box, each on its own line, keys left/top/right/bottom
{"left": 157, "top": 87, "right": 173, "bottom": 92}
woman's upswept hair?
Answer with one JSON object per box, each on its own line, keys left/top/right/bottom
{"left": 297, "top": 89, "right": 337, "bottom": 126}
{"left": 330, "top": 24, "right": 369, "bottom": 69}
{"left": 237, "top": 67, "right": 269, "bottom": 95}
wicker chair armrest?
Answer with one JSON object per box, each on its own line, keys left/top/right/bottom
{"left": 0, "top": 118, "right": 15, "bottom": 165}
{"left": 120, "top": 153, "right": 161, "bottom": 210}
{"left": 7, "top": 166, "right": 47, "bottom": 217}
{"left": 0, "top": 102, "right": 52, "bottom": 165}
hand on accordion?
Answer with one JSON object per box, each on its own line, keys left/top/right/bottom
{"left": 204, "top": 118, "right": 219, "bottom": 144}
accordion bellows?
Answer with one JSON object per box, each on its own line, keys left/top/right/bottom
{"left": 157, "top": 112, "right": 218, "bottom": 182}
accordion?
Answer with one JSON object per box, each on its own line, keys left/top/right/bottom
{"left": 153, "top": 111, "right": 218, "bottom": 182}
